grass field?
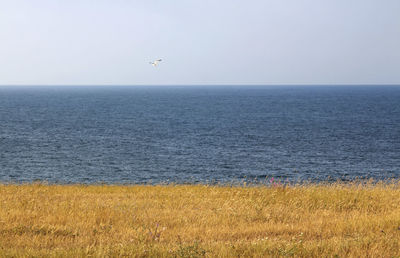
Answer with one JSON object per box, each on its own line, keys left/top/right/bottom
{"left": 1, "top": 181, "right": 400, "bottom": 257}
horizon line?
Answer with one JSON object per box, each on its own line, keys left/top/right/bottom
{"left": 1, "top": 83, "right": 400, "bottom": 87}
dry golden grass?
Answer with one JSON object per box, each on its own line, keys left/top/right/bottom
{"left": 1, "top": 182, "right": 400, "bottom": 257}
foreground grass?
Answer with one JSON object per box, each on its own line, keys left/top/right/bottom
{"left": 1, "top": 182, "right": 400, "bottom": 257}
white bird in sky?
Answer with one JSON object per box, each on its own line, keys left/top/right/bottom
{"left": 149, "top": 59, "right": 162, "bottom": 67}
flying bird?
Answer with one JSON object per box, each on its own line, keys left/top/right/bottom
{"left": 149, "top": 59, "right": 162, "bottom": 67}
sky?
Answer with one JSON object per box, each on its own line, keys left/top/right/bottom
{"left": 0, "top": 0, "right": 399, "bottom": 85}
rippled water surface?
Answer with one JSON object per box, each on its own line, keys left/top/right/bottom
{"left": 0, "top": 86, "right": 399, "bottom": 183}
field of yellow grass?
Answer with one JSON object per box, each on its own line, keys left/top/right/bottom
{"left": 1, "top": 182, "right": 400, "bottom": 257}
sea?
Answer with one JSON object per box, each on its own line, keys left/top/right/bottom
{"left": 0, "top": 85, "right": 399, "bottom": 184}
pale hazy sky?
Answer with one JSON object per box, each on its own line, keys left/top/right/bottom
{"left": 0, "top": 0, "right": 399, "bottom": 85}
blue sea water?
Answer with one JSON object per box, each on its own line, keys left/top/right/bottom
{"left": 0, "top": 85, "right": 399, "bottom": 184}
